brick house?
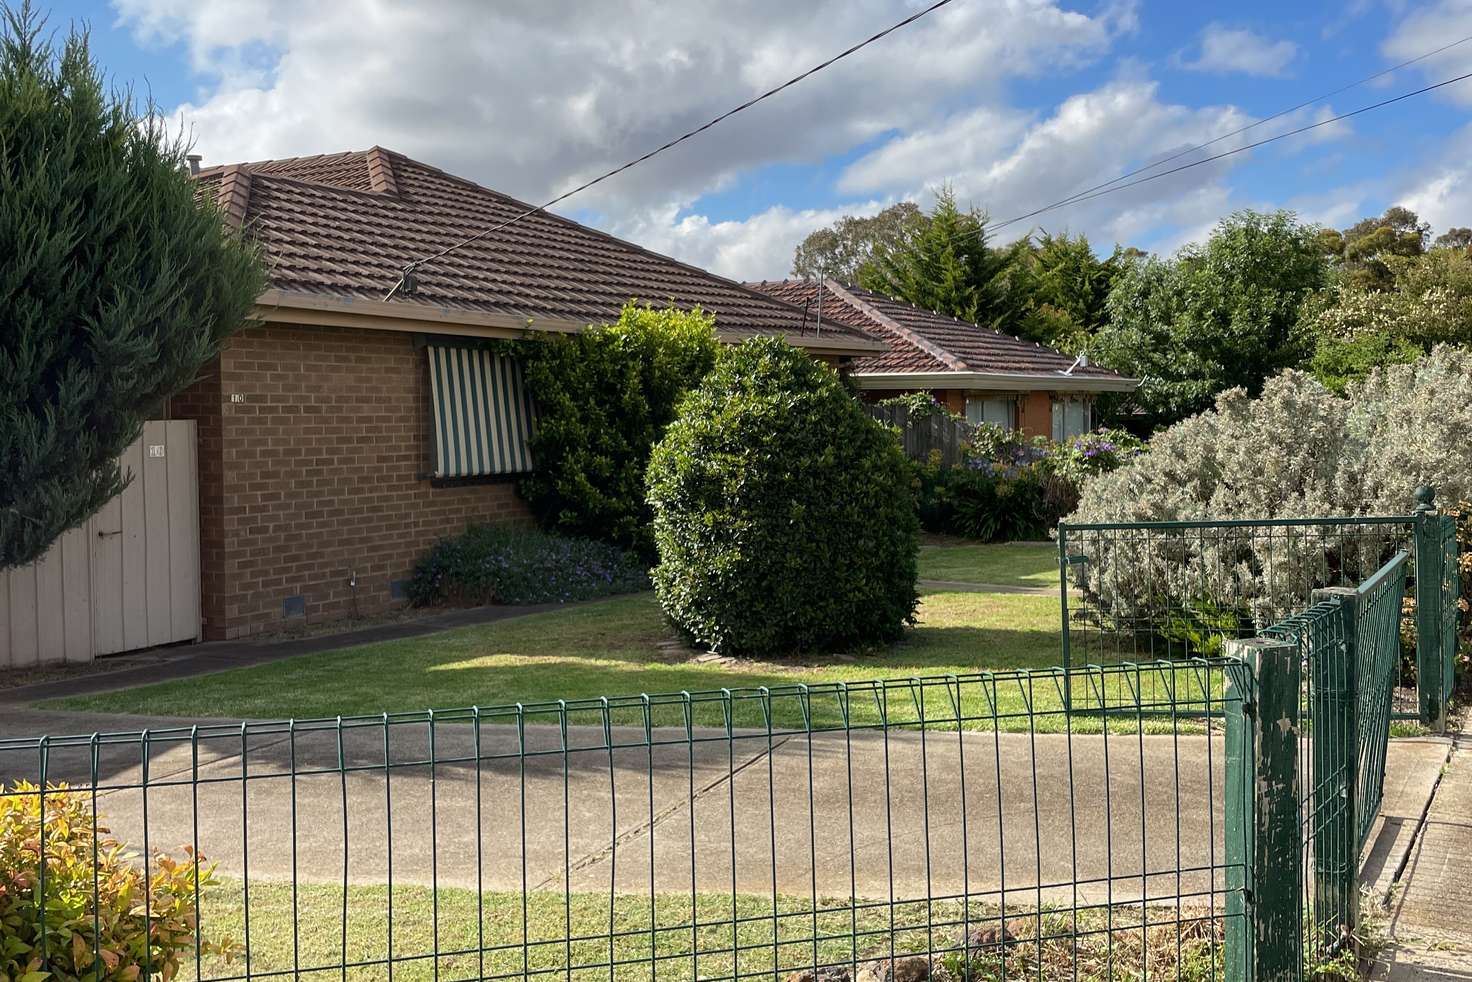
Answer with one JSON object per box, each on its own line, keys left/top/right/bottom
{"left": 748, "top": 279, "right": 1135, "bottom": 440}
{"left": 174, "top": 148, "right": 882, "bottom": 640}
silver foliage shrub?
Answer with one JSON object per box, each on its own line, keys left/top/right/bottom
{"left": 1066, "top": 346, "right": 1472, "bottom": 630}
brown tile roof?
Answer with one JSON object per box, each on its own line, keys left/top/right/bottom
{"left": 194, "top": 148, "right": 880, "bottom": 352}
{"left": 747, "top": 279, "right": 1129, "bottom": 381}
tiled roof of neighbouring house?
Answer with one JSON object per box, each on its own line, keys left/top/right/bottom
{"left": 747, "top": 279, "right": 1126, "bottom": 379}
{"left": 193, "top": 148, "right": 880, "bottom": 351}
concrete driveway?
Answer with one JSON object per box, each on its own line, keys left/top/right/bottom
{"left": 0, "top": 708, "right": 1447, "bottom": 909}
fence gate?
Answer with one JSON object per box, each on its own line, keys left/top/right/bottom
{"left": 0, "top": 420, "right": 200, "bottom": 668}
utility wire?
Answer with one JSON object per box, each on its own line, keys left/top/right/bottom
{"left": 384, "top": 0, "right": 957, "bottom": 301}
{"left": 998, "top": 32, "right": 1472, "bottom": 227}
{"left": 989, "top": 66, "right": 1472, "bottom": 234}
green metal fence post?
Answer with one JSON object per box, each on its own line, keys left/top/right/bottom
{"left": 1312, "top": 587, "right": 1361, "bottom": 946}
{"left": 1413, "top": 485, "right": 1448, "bottom": 731}
{"left": 1058, "top": 523, "right": 1072, "bottom": 710}
{"left": 1225, "top": 636, "right": 1302, "bottom": 982}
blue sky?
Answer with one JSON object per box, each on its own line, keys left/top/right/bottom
{"left": 40, "top": 0, "right": 1472, "bottom": 277}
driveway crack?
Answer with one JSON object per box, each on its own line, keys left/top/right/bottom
{"left": 537, "top": 735, "right": 793, "bottom": 890}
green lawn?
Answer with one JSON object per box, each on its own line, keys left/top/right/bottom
{"left": 916, "top": 541, "right": 1055, "bottom": 587}
{"left": 177, "top": 879, "right": 1221, "bottom": 982}
{"left": 51, "top": 591, "right": 1069, "bottom": 722}
{"left": 47, "top": 542, "right": 1211, "bottom": 731}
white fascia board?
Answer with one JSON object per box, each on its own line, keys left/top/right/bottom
{"left": 849, "top": 370, "right": 1139, "bottom": 393}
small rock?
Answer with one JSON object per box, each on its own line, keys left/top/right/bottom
{"left": 963, "top": 921, "right": 1023, "bottom": 951}
{"left": 784, "top": 968, "right": 852, "bottom": 982}
{"left": 857, "top": 955, "right": 930, "bottom": 982}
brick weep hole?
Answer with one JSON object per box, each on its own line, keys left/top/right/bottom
{"left": 170, "top": 323, "right": 530, "bottom": 640}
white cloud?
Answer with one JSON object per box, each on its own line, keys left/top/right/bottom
{"left": 837, "top": 78, "right": 1256, "bottom": 248}
{"left": 612, "top": 200, "right": 891, "bottom": 282}
{"left": 835, "top": 73, "right": 1360, "bottom": 250}
{"left": 1395, "top": 122, "right": 1472, "bottom": 231}
{"left": 1177, "top": 23, "right": 1298, "bottom": 78}
{"left": 1382, "top": 1, "right": 1472, "bottom": 105}
{"left": 113, "top": 0, "right": 1132, "bottom": 221}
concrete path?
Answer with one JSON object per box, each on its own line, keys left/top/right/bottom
{"left": 1372, "top": 720, "right": 1472, "bottom": 982}
{"left": 0, "top": 707, "right": 1448, "bottom": 913}
{"left": 0, "top": 602, "right": 559, "bottom": 705}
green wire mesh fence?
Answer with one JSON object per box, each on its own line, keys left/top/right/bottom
{"left": 0, "top": 543, "right": 1422, "bottom": 982}
{"left": 1251, "top": 549, "right": 1409, "bottom": 976}
{"left": 1058, "top": 493, "right": 1458, "bottom": 727}
{"left": 3, "top": 666, "right": 1247, "bottom": 982}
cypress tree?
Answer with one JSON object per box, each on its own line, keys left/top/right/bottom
{"left": 0, "top": 2, "right": 264, "bottom": 567}
{"left": 857, "top": 185, "right": 1009, "bottom": 325}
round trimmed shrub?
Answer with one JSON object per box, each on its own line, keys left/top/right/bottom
{"left": 646, "top": 337, "right": 919, "bottom": 655}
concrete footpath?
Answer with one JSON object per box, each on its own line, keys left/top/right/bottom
{"left": 1372, "top": 719, "right": 1472, "bottom": 982}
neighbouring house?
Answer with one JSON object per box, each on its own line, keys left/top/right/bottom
{"left": 163, "top": 148, "right": 884, "bottom": 641}
{"left": 747, "top": 279, "right": 1136, "bottom": 440}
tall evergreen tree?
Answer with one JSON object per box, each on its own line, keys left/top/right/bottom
{"left": 858, "top": 187, "right": 1010, "bottom": 325}
{"left": 0, "top": 3, "right": 265, "bottom": 567}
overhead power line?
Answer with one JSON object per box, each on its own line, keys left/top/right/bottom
{"left": 384, "top": 0, "right": 957, "bottom": 301}
{"left": 1003, "top": 32, "right": 1472, "bottom": 227}
{"left": 989, "top": 65, "right": 1472, "bottom": 234}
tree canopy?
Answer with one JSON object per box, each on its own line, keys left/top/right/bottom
{"left": 1007, "top": 231, "right": 1126, "bottom": 352}
{"left": 856, "top": 186, "right": 1011, "bottom": 324}
{"left": 1320, "top": 206, "right": 1429, "bottom": 290}
{"left": 0, "top": 3, "right": 265, "bottom": 567}
{"left": 1091, "top": 210, "right": 1330, "bottom": 428}
{"left": 790, "top": 202, "right": 924, "bottom": 282}
{"left": 1305, "top": 243, "right": 1472, "bottom": 392}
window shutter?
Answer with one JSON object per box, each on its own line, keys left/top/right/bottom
{"left": 426, "top": 345, "right": 535, "bottom": 477}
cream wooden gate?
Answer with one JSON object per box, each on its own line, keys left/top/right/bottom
{"left": 0, "top": 420, "right": 200, "bottom": 669}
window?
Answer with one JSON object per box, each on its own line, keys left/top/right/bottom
{"left": 1050, "top": 397, "right": 1092, "bottom": 442}
{"left": 426, "top": 344, "right": 535, "bottom": 477}
{"left": 965, "top": 396, "right": 1016, "bottom": 430}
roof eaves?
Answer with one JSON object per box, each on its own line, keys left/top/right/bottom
{"left": 849, "top": 369, "right": 1139, "bottom": 393}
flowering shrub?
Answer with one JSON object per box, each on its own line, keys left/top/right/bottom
{"left": 1047, "top": 429, "right": 1146, "bottom": 484}
{"left": 964, "top": 424, "right": 1142, "bottom": 483}
{"left": 965, "top": 423, "right": 1048, "bottom": 472}
{"left": 911, "top": 425, "right": 1143, "bottom": 541}
{"left": 1, "top": 781, "right": 238, "bottom": 982}
{"left": 1068, "top": 347, "right": 1472, "bottom": 629}
{"left": 407, "top": 525, "right": 649, "bottom": 606}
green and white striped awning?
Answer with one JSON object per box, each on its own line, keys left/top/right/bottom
{"left": 427, "top": 345, "right": 535, "bottom": 477}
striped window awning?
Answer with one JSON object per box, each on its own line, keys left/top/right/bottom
{"left": 427, "top": 345, "right": 535, "bottom": 477}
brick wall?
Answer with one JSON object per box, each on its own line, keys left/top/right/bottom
{"left": 172, "top": 323, "right": 530, "bottom": 640}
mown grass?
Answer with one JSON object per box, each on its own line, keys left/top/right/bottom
{"left": 47, "top": 543, "right": 1229, "bottom": 733}
{"left": 180, "top": 879, "right": 1225, "bottom": 982}
{"left": 916, "top": 541, "right": 1056, "bottom": 588}
{"left": 46, "top": 588, "right": 1222, "bottom": 734}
